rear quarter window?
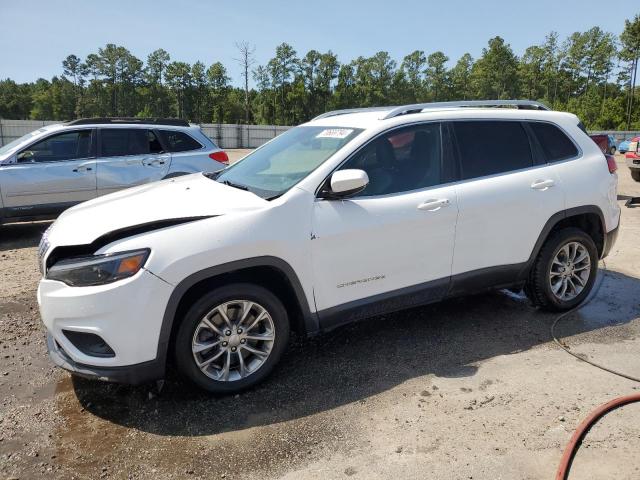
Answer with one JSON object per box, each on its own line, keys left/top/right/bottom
{"left": 528, "top": 122, "right": 578, "bottom": 162}
{"left": 100, "top": 129, "right": 162, "bottom": 157}
{"left": 159, "top": 130, "right": 203, "bottom": 152}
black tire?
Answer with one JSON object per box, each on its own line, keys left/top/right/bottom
{"left": 174, "top": 283, "right": 289, "bottom": 394}
{"left": 609, "top": 146, "right": 616, "bottom": 155}
{"left": 525, "top": 227, "right": 598, "bottom": 312}
{"left": 632, "top": 170, "right": 640, "bottom": 182}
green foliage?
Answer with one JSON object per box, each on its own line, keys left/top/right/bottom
{"left": 1, "top": 16, "right": 639, "bottom": 130}
{"left": 471, "top": 36, "right": 519, "bottom": 99}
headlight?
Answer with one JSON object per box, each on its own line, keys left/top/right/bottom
{"left": 46, "top": 249, "right": 150, "bottom": 286}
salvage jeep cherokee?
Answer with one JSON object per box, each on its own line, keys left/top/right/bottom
{"left": 37, "top": 100, "right": 620, "bottom": 394}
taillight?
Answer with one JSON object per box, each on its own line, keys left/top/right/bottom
{"left": 605, "top": 154, "right": 617, "bottom": 174}
{"left": 209, "top": 151, "right": 229, "bottom": 165}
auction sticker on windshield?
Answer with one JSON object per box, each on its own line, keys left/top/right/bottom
{"left": 316, "top": 128, "right": 354, "bottom": 139}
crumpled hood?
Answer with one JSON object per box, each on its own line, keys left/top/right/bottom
{"left": 47, "top": 173, "right": 268, "bottom": 247}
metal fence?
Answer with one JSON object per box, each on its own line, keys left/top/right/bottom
{"left": 589, "top": 131, "right": 640, "bottom": 142}
{"left": 0, "top": 119, "right": 292, "bottom": 149}
{"left": 0, "top": 119, "right": 638, "bottom": 150}
{"left": 199, "top": 123, "right": 291, "bottom": 149}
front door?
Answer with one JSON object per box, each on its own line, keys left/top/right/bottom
{"left": 0, "top": 129, "right": 96, "bottom": 217}
{"left": 310, "top": 123, "right": 458, "bottom": 325}
{"left": 96, "top": 128, "right": 170, "bottom": 195}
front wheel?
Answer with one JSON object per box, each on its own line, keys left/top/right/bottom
{"left": 525, "top": 228, "right": 598, "bottom": 311}
{"left": 631, "top": 170, "right": 640, "bottom": 182}
{"left": 174, "top": 283, "right": 290, "bottom": 394}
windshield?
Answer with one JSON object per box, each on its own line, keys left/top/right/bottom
{"left": 215, "top": 126, "right": 363, "bottom": 199}
{"left": 0, "top": 128, "right": 48, "bottom": 157}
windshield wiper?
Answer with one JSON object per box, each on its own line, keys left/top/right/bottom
{"left": 221, "top": 179, "right": 249, "bottom": 191}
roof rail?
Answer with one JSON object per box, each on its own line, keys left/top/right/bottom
{"left": 65, "top": 117, "right": 190, "bottom": 127}
{"left": 312, "top": 106, "right": 394, "bottom": 121}
{"left": 381, "top": 100, "right": 550, "bottom": 120}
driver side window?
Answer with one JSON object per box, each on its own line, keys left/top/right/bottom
{"left": 340, "top": 123, "right": 442, "bottom": 197}
{"left": 18, "top": 130, "right": 92, "bottom": 163}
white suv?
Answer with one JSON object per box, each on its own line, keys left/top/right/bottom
{"left": 37, "top": 101, "right": 620, "bottom": 393}
{"left": 0, "top": 118, "right": 228, "bottom": 224}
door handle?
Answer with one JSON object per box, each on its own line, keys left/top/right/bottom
{"left": 417, "top": 198, "right": 450, "bottom": 211}
{"left": 143, "top": 157, "right": 166, "bottom": 167}
{"left": 72, "top": 166, "right": 93, "bottom": 173}
{"left": 531, "top": 179, "right": 555, "bottom": 191}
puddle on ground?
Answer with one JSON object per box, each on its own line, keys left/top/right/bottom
{"left": 47, "top": 375, "right": 350, "bottom": 479}
{"left": 554, "top": 269, "right": 640, "bottom": 338}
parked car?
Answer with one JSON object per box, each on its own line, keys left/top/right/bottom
{"left": 625, "top": 138, "right": 640, "bottom": 181}
{"left": 589, "top": 134, "right": 617, "bottom": 155}
{"left": 37, "top": 100, "right": 620, "bottom": 394}
{"left": 0, "top": 118, "right": 228, "bottom": 224}
{"left": 619, "top": 136, "right": 638, "bottom": 153}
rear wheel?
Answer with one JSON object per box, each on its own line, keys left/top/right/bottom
{"left": 631, "top": 170, "right": 640, "bottom": 182}
{"left": 174, "top": 283, "right": 289, "bottom": 394}
{"left": 525, "top": 228, "right": 598, "bottom": 311}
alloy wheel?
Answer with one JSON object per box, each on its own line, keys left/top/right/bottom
{"left": 549, "top": 241, "right": 591, "bottom": 302}
{"left": 191, "top": 300, "right": 275, "bottom": 382}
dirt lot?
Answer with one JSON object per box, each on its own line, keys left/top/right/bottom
{"left": 1, "top": 154, "right": 639, "bottom": 480}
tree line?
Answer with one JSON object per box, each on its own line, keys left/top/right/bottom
{"left": 0, "top": 14, "right": 639, "bottom": 130}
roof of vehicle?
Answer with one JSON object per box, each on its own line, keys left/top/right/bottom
{"left": 29, "top": 121, "right": 201, "bottom": 137}
{"left": 305, "top": 100, "right": 578, "bottom": 130}
{"left": 0, "top": 120, "right": 204, "bottom": 159}
{"left": 66, "top": 117, "right": 189, "bottom": 127}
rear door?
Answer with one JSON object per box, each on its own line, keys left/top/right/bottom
{"left": 96, "top": 128, "right": 170, "bottom": 195}
{"left": 449, "top": 120, "right": 565, "bottom": 285}
{"left": 0, "top": 129, "right": 96, "bottom": 217}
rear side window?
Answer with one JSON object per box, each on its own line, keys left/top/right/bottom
{"left": 158, "top": 130, "right": 202, "bottom": 152}
{"left": 18, "top": 130, "right": 92, "bottom": 163}
{"left": 453, "top": 121, "right": 533, "bottom": 180}
{"left": 528, "top": 122, "right": 578, "bottom": 162}
{"left": 100, "top": 129, "right": 163, "bottom": 157}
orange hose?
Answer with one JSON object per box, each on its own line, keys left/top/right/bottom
{"left": 555, "top": 393, "right": 640, "bottom": 480}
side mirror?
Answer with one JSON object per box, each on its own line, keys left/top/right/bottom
{"left": 327, "top": 169, "right": 369, "bottom": 198}
{"left": 0, "top": 155, "right": 17, "bottom": 166}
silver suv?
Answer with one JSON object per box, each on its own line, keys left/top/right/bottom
{"left": 0, "top": 118, "right": 228, "bottom": 224}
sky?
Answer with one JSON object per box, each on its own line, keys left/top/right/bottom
{"left": 0, "top": 0, "right": 637, "bottom": 87}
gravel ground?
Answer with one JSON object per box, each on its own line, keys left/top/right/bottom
{"left": 1, "top": 154, "right": 639, "bottom": 480}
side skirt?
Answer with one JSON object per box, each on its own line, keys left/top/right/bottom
{"left": 2, "top": 201, "right": 77, "bottom": 221}
{"left": 316, "top": 263, "right": 528, "bottom": 332}
{"left": 317, "top": 277, "right": 450, "bottom": 332}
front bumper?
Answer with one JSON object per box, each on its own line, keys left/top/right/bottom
{"left": 47, "top": 333, "right": 164, "bottom": 384}
{"left": 38, "top": 268, "right": 174, "bottom": 382}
